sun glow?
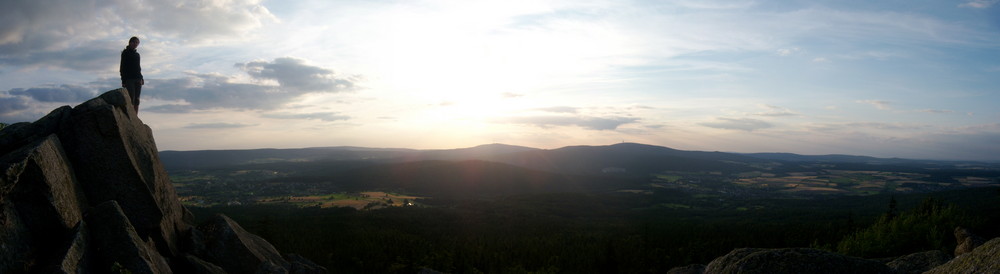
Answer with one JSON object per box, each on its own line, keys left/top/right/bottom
{"left": 363, "top": 2, "right": 633, "bottom": 123}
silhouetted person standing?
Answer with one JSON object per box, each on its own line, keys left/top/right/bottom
{"left": 120, "top": 36, "right": 144, "bottom": 113}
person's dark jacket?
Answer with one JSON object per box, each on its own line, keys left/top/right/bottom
{"left": 120, "top": 47, "right": 143, "bottom": 84}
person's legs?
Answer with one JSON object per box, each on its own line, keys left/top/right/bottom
{"left": 131, "top": 81, "right": 141, "bottom": 112}
{"left": 123, "top": 79, "right": 142, "bottom": 112}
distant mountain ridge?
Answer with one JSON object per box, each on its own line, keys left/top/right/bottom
{"left": 743, "top": 152, "right": 992, "bottom": 166}
{"left": 160, "top": 142, "right": 999, "bottom": 174}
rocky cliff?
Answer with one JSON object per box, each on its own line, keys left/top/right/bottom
{"left": 0, "top": 89, "right": 324, "bottom": 273}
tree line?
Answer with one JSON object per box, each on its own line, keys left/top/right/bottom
{"left": 190, "top": 187, "right": 999, "bottom": 273}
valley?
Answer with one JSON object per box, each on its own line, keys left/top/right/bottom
{"left": 164, "top": 143, "right": 1000, "bottom": 272}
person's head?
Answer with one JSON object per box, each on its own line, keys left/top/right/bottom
{"left": 128, "top": 36, "right": 140, "bottom": 49}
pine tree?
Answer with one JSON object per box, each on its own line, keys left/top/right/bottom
{"left": 886, "top": 196, "right": 898, "bottom": 220}
{"left": 836, "top": 197, "right": 979, "bottom": 258}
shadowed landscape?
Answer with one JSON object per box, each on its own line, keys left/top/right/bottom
{"left": 161, "top": 139, "right": 1000, "bottom": 273}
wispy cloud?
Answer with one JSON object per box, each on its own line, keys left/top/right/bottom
{"left": 183, "top": 122, "right": 256, "bottom": 129}
{"left": 808, "top": 122, "right": 926, "bottom": 133}
{"left": 535, "top": 106, "right": 579, "bottom": 114}
{"left": 754, "top": 104, "right": 797, "bottom": 117}
{"left": 857, "top": 100, "right": 892, "bottom": 110}
{"left": 700, "top": 117, "right": 772, "bottom": 131}
{"left": 144, "top": 104, "right": 196, "bottom": 114}
{"left": 501, "top": 115, "right": 639, "bottom": 130}
{"left": 262, "top": 112, "right": 350, "bottom": 122}
{"left": 776, "top": 47, "right": 800, "bottom": 56}
{"left": 502, "top": 92, "right": 524, "bottom": 98}
{"left": 918, "top": 109, "right": 954, "bottom": 114}
{"left": 959, "top": 0, "right": 998, "bottom": 8}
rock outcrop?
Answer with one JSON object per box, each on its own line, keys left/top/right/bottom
{"left": 0, "top": 89, "right": 324, "bottom": 273}
{"left": 953, "top": 226, "right": 986, "bottom": 257}
{"left": 665, "top": 264, "right": 706, "bottom": 274}
{"left": 926, "top": 237, "right": 1000, "bottom": 273}
{"left": 885, "top": 250, "right": 951, "bottom": 274}
{"left": 703, "top": 248, "right": 892, "bottom": 274}
{"left": 688, "top": 228, "right": 1000, "bottom": 274}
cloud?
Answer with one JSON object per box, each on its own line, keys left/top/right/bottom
{"left": 144, "top": 104, "right": 196, "bottom": 113}
{"left": 535, "top": 106, "right": 579, "bottom": 113}
{"left": 502, "top": 92, "right": 524, "bottom": 98}
{"left": 183, "top": 122, "right": 256, "bottom": 129}
{"left": 918, "top": 109, "right": 954, "bottom": 114}
{"left": 808, "top": 122, "right": 926, "bottom": 133}
{"left": 1, "top": 57, "right": 358, "bottom": 115}
{"left": 0, "top": 96, "right": 31, "bottom": 117}
{"left": 0, "top": 0, "right": 276, "bottom": 70}
{"left": 1, "top": 84, "right": 95, "bottom": 122}
{"left": 700, "top": 117, "right": 772, "bottom": 131}
{"left": 0, "top": 1, "right": 115, "bottom": 52}
{"left": 237, "top": 57, "right": 354, "bottom": 93}
{"left": 959, "top": 0, "right": 998, "bottom": 8}
{"left": 776, "top": 47, "right": 800, "bottom": 56}
{"left": 262, "top": 112, "right": 350, "bottom": 122}
{"left": 754, "top": 104, "right": 797, "bottom": 117}
{"left": 857, "top": 100, "right": 892, "bottom": 110}
{"left": 133, "top": 0, "right": 278, "bottom": 42}
{"left": 0, "top": 40, "right": 121, "bottom": 72}
{"left": 146, "top": 74, "right": 277, "bottom": 110}
{"left": 7, "top": 85, "right": 97, "bottom": 102}
{"left": 145, "top": 58, "right": 357, "bottom": 111}
{"left": 501, "top": 115, "right": 640, "bottom": 130}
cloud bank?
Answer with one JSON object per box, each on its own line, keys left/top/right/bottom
{"left": 0, "top": 0, "right": 276, "bottom": 71}
{"left": 7, "top": 85, "right": 97, "bottom": 103}
{"left": 146, "top": 57, "right": 357, "bottom": 112}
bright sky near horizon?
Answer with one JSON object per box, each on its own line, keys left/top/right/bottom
{"left": 1, "top": 0, "right": 999, "bottom": 161}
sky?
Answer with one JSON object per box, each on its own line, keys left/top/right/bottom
{"left": 1, "top": 0, "right": 999, "bottom": 161}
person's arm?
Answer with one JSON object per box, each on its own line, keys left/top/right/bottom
{"left": 120, "top": 51, "right": 126, "bottom": 87}
{"left": 137, "top": 53, "right": 143, "bottom": 85}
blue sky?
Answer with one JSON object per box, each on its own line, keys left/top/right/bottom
{"left": 2, "top": 0, "right": 999, "bottom": 161}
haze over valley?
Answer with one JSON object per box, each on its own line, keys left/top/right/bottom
{"left": 161, "top": 142, "right": 1000, "bottom": 207}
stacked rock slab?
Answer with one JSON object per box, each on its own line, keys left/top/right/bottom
{"left": 0, "top": 89, "right": 325, "bottom": 273}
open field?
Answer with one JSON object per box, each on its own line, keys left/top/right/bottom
{"left": 729, "top": 170, "right": 987, "bottom": 195}
{"left": 255, "top": 191, "right": 423, "bottom": 209}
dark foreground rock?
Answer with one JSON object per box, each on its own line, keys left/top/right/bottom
{"left": 926, "top": 237, "right": 1000, "bottom": 273}
{"left": 692, "top": 228, "right": 1000, "bottom": 274}
{"left": 196, "top": 214, "right": 288, "bottom": 273}
{"left": 0, "top": 89, "right": 324, "bottom": 273}
{"left": 666, "top": 264, "right": 706, "bottom": 274}
{"left": 886, "top": 250, "right": 951, "bottom": 274}
{"left": 703, "top": 248, "right": 892, "bottom": 274}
